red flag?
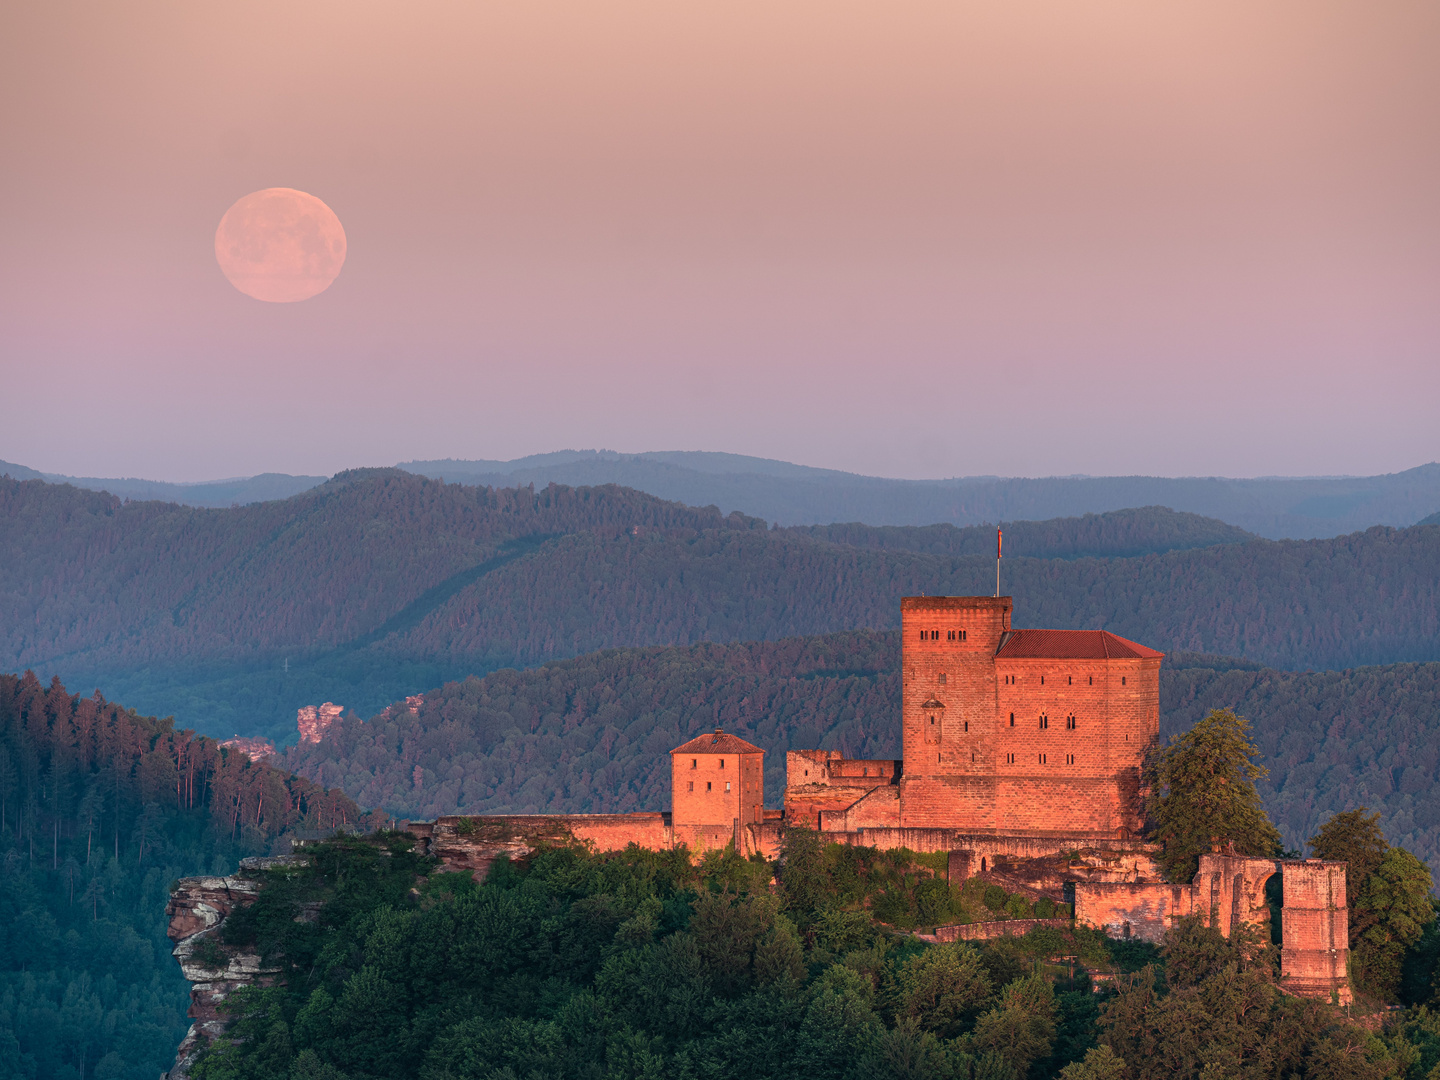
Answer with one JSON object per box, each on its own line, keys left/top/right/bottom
{"left": 997, "top": 529, "right": 1003, "bottom": 559}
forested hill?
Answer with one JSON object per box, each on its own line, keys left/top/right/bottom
{"left": 284, "top": 631, "right": 1440, "bottom": 878}
{"left": 3, "top": 471, "right": 1439, "bottom": 740}
{"left": 0, "top": 672, "right": 364, "bottom": 1079}
{"left": 791, "top": 508, "right": 1253, "bottom": 559}
{"left": 403, "top": 451, "right": 1440, "bottom": 538}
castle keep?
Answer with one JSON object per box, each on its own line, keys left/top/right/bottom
{"left": 786, "top": 595, "right": 1162, "bottom": 838}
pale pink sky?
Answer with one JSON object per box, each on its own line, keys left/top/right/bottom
{"left": 2, "top": 0, "right": 1437, "bottom": 481}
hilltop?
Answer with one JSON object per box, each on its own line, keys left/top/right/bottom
{"left": 3, "top": 470, "right": 1438, "bottom": 740}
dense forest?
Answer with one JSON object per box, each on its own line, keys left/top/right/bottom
{"left": 4, "top": 472, "right": 1440, "bottom": 742}
{"left": 281, "top": 631, "right": 1440, "bottom": 877}
{"left": 402, "top": 451, "right": 1440, "bottom": 538}
{"left": 0, "top": 674, "right": 365, "bottom": 1080}
{"left": 188, "top": 825, "right": 1437, "bottom": 1080}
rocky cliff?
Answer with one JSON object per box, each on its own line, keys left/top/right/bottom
{"left": 162, "top": 856, "right": 305, "bottom": 1079}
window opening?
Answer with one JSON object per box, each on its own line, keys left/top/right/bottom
{"left": 725, "top": 782, "right": 730, "bottom": 792}
{"left": 939, "top": 673, "right": 947, "bottom": 685}
{"left": 1009, "top": 713, "right": 1015, "bottom": 726}
{"left": 1066, "top": 754, "right": 1075, "bottom": 765}
{"left": 688, "top": 781, "right": 694, "bottom": 791}
{"left": 1067, "top": 714, "right": 1076, "bottom": 730}
{"left": 1040, "top": 714, "right": 1049, "bottom": 729}
{"left": 1039, "top": 753, "right": 1046, "bottom": 764}
{"left": 706, "top": 782, "right": 712, "bottom": 791}
{"left": 1122, "top": 677, "right": 1127, "bottom": 685}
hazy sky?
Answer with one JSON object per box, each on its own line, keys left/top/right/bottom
{"left": 2, "top": 0, "right": 1437, "bottom": 482}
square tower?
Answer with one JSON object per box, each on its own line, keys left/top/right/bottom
{"left": 671, "top": 729, "right": 765, "bottom": 835}
{"left": 898, "top": 596, "right": 1011, "bottom": 829}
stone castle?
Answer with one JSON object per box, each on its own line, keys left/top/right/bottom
{"left": 396, "top": 594, "right": 1350, "bottom": 1003}
{"left": 167, "top": 593, "right": 1349, "bottom": 1066}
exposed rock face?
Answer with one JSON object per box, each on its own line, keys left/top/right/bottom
{"left": 163, "top": 856, "right": 304, "bottom": 1079}
{"left": 297, "top": 702, "right": 343, "bottom": 745}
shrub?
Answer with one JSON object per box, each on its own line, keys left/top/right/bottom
{"left": 984, "top": 885, "right": 1010, "bottom": 912}
{"left": 915, "top": 877, "right": 953, "bottom": 926}
{"left": 1035, "top": 897, "right": 1056, "bottom": 918}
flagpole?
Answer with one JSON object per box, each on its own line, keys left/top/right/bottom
{"left": 995, "top": 528, "right": 1002, "bottom": 598}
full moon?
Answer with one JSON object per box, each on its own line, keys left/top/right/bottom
{"left": 214, "top": 188, "right": 346, "bottom": 303}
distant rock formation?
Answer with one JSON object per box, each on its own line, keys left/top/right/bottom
{"left": 297, "top": 702, "right": 344, "bottom": 744}
{"left": 217, "top": 736, "right": 275, "bottom": 762}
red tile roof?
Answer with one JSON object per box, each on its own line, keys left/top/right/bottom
{"left": 995, "top": 629, "right": 1164, "bottom": 660}
{"left": 671, "top": 729, "right": 765, "bottom": 756}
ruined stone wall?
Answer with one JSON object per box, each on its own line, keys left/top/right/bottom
{"left": 933, "top": 918, "right": 1073, "bottom": 943}
{"left": 1073, "top": 855, "right": 1352, "bottom": 1004}
{"left": 1281, "top": 860, "right": 1350, "bottom": 1004}
{"left": 408, "top": 814, "right": 673, "bottom": 878}
{"left": 784, "top": 749, "right": 901, "bottom": 829}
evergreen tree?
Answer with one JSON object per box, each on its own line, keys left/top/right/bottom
{"left": 1146, "top": 709, "right": 1283, "bottom": 882}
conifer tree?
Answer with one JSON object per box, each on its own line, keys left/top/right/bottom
{"left": 1145, "top": 708, "right": 1282, "bottom": 882}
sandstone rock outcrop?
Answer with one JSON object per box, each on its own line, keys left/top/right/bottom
{"left": 162, "top": 856, "right": 304, "bottom": 1079}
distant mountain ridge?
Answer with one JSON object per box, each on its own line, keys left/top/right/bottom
{"left": 0, "top": 458, "right": 323, "bottom": 508}
{"left": 3, "top": 469, "right": 1438, "bottom": 743}
{"left": 6, "top": 451, "right": 1440, "bottom": 536}
{"left": 402, "top": 450, "right": 1440, "bottom": 539}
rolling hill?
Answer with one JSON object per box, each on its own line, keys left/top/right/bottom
{"left": 402, "top": 450, "right": 1440, "bottom": 538}
{"left": 3, "top": 470, "right": 1438, "bottom": 743}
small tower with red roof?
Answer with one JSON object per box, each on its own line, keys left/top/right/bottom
{"left": 671, "top": 728, "right": 765, "bottom": 844}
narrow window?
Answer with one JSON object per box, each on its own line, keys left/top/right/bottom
{"left": 1068, "top": 675, "right": 1072, "bottom": 685}
{"left": 963, "top": 721, "right": 968, "bottom": 732}
{"left": 918, "top": 629, "right": 925, "bottom": 640}
{"left": 1122, "top": 676, "right": 1127, "bottom": 686}
{"left": 1040, "top": 753, "right": 1046, "bottom": 764}
{"left": 725, "top": 781, "right": 730, "bottom": 792}
{"left": 939, "top": 673, "right": 947, "bottom": 685}
{"left": 937, "top": 753, "right": 941, "bottom": 763}
{"left": 1066, "top": 754, "right": 1075, "bottom": 765}
{"left": 1067, "top": 714, "right": 1076, "bottom": 730}
{"left": 862, "top": 767, "right": 868, "bottom": 777}
{"left": 1089, "top": 676, "right": 1093, "bottom": 686}
{"left": 688, "top": 781, "right": 694, "bottom": 791}
{"left": 930, "top": 716, "right": 935, "bottom": 725}
{"left": 962, "top": 630, "right": 968, "bottom": 641}
{"left": 706, "top": 782, "right": 712, "bottom": 791}
{"left": 1009, "top": 713, "right": 1015, "bottom": 726}
{"left": 720, "top": 759, "right": 725, "bottom": 768}
{"left": 691, "top": 759, "right": 697, "bottom": 769}
{"left": 1041, "top": 675, "right": 1045, "bottom": 685}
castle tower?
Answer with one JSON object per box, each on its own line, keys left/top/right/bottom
{"left": 898, "top": 596, "right": 1012, "bottom": 829}
{"left": 895, "top": 595, "right": 1162, "bottom": 838}
{"left": 671, "top": 729, "right": 764, "bottom": 847}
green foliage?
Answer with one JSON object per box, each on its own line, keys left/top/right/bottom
{"left": 1146, "top": 709, "right": 1283, "bottom": 882}
{"left": 893, "top": 943, "right": 994, "bottom": 1038}
{"left": 1310, "top": 808, "right": 1389, "bottom": 903}
{"left": 1351, "top": 847, "right": 1436, "bottom": 1002}
{"left": 0, "top": 673, "right": 362, "bottom": 1080}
